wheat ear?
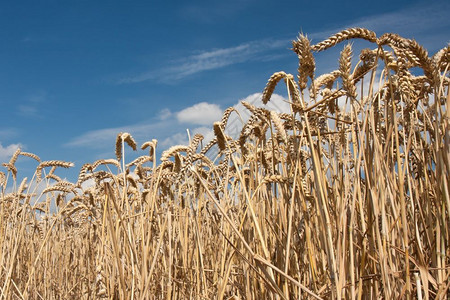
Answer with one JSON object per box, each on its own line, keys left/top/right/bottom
{"left": 19, "top": 151, "right": 41, "bottom": 162}
{"left": 161, "top": 145, "right": 189, "bottom": 162}
{"left": 115, "top": 132, "right": 137, "bottom": 161}
{"left": 312, "top": 27, "right": 376, "bottom": 52}
{"left": 339, "top": 43, "right": 357, "bottom": 99}
{"left": 141, "top": 139, "right": 158, "bottom": 157}
{"left": 293, "top": 33, "right": 315, "bottom": 90}
{"left": 262, "top": 71, "right": 288, "bottom": 104}
{"left": 36, "top": 160, "right": 74, "bottom": 182}
{"left": 270, "top": 111, "right": 288, "bottom": 143}
{"left": 213, "top": 122, "right": 227, "bottom": 152}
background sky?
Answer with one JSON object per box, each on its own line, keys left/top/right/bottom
{"left": 1, "top": 0, "right": 449, "bottom": 180}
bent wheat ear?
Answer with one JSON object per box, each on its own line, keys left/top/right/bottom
{"left": 311, "top": 71, "right": 341, "bottom": 98}
{"left": 161, "top": 145, "right": 189, "bottom": 162}
{"left": 220, "top": 106, "right": 238, "bottom": 128}
{"left": 43, "top": 181, "right": 75, "bottom": 194}
{"left": 36, "top": 160, "right": 74, "bottom": 182}
{"left": 19, "top": 151, "right": 41, "bottom": 162}
{"left": 141, "top": 139, "right": 158, "bottom": 157}
{"left": 432, "top": 45, "right": 450, "bottom": 72}
{"left": 126, "top": 156, "right": 152, "bottom": 168}
{"left": 262, "top": 71, "right": 288, "bottom": 104}
{"left": 2, "top": 163, "right": 17, "bottom": 182}
{"left": 405, "top": 39, "right": 436, "bottom": 84}
{"left": 93, "top": 159, "right": 121, "bottom": 170}
{"left": 115, "top": 132, "right": 137, "bottom": 160}
{"left": 312, "top": 27, "right": 377, "bottom": 52}
{"left": 9, "top": 148, "right": 21, "bottom": 166}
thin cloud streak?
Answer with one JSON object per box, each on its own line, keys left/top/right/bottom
{"left": 118, "top": 39, "right": 288, "bottom": 84}
{"left": 64, "top": 122, "right": 168, "bottom": 148}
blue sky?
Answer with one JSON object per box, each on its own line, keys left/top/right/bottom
{"left": 1, "top": 0, "right": 449, "bottom": 180}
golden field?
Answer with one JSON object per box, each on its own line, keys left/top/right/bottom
{"left": 1, "top": 28, "right": 449, "bottom": 299}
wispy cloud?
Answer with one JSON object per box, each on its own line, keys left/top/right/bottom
{"left": 17, "top": 91, "right": 47, "bottom": 118}
{"left": 118, "top": 39, "right": 288, "bottom": 84}
{"left": 0, "top": 128, "right": 20, "bottom": 139}
{"left": 65, "top": 123, "right": 162, "bottom": 149}
{"left": 179, "top": 0, "right": 252, "bottom": 24}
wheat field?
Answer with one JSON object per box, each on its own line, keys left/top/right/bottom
{"left": 1, "top": 28, "right": 449, "bottom": 299}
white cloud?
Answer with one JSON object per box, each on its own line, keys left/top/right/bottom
{"left": 0, "top": 142, "right": 22, "bottom": 163}
{"left": 159, "top": 132, "right": 188, "bottom": 149}
{"left": 176, "top": 102, "right": 223, "bottom": 125}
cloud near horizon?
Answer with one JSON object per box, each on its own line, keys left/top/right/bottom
{"left": 65, "top": 92, "right": 289, "bottom": 152}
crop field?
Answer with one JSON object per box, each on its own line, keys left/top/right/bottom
{"left": 0, "top": 28, "right": 449, "bottom": 299}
